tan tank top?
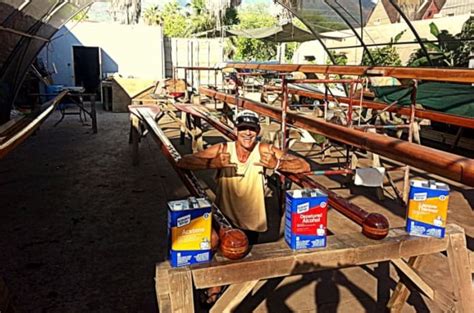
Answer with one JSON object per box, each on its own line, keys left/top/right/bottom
{"left": 215, "top": 142, "right": 267, "bottom": 232}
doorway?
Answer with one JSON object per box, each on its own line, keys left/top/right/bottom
{"left": 73, "top": 46, "right": 101, "bottom": 96}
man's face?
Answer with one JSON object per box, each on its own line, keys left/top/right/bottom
{"left": 236, "top": 126, "right": 259, "bottom": 150}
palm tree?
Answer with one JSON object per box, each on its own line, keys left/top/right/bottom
{"left": 110, "top": 0, "right": 141, "bottom": 24}
{"left": 205, "top": 0, "right": 241, "bottom": 30}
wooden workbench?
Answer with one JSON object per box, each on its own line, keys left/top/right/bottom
{"left": 155, "top": 224, "right": 473, "bottom": 313}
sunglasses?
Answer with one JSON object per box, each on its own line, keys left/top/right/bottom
{"left": 237, "top": 125, "right": 259, "bottom": 132}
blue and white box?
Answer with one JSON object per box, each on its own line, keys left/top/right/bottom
{"left": 285, "top": 189, "right": 328, "bottom": 250}
{"left": 168, "top": 197, "right": 212, "bottom": 267}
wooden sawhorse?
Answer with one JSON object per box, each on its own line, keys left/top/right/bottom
{"left": 155, "top": 224, "right": 473, "bottom": 312}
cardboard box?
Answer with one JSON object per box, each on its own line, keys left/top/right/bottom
{"left": 406, "top": 180, "right": 449, "bottom": 238}
{"left": 285, "top": 189, "right": 328, "bottom": 250}
{"left": 168, "top": 197, "right": 212, "bottom": 267}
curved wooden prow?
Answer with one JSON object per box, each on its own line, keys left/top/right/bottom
{"left": 0, "top": 91, "right": 68, "bottom": 159}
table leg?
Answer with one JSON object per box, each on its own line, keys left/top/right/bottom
{"left": 90, "top": 95, "right": 97, "bottom": 133}
{"left": 169, "top": 268, "right": 194, "bottom": 313}
{"left": 387, "top": 256, "right": 423, "bottom": 312}
{"left": 446, "top": 231, "right": 473, "bottom": 313}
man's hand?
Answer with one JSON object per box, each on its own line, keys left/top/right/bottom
{"left": 255, "top": 150, "right": 278, "bottom": 169}
{"left": 210, "top": 144, "right": 236, "bottom": 169}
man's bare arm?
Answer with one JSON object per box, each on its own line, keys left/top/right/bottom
{"left": 275, "top": 152, "right": 310, "bottom": 173}
{"left": 256, "top": 143, "right": 310, "bottom": 173}
{"left": 176, "top": 143, "right": 236, "bottom": 170}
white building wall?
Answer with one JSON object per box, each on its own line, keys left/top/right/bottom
{"left": 169, "top": 38, "right": 225, "bottom": 89}
{"left": 439, "top": 0, "right": 474, "bottom": 16}
{"left": 39, "top": 22, "right": 165, "bottom": 86}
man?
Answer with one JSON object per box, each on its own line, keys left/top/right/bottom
{"left": 177, "top": 110, "right": 310, "bottom": 244}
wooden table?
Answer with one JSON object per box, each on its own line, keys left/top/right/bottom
{"left": 155, "top": 224, "right": 473, "bottom": 313}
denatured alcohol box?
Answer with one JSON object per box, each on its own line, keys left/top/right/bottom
{"left": 406, "top": 180, "right": 449, "bottom": 238}
{"left": 285, "top": 189, "right": 328, "bottom": 250}
{"left": 168, "top": 197, "right": 212, "bottom": 267}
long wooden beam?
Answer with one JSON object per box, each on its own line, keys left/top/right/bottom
{"left": 174, "top": 102, "right": 389, "bottom": 239}
{"left": 0, "top": 91, "right": 68, "bottom": 159}
{"left": 225, "top": 63, "right": 474, "bottom": 84}
{"left": 265, "top": 85, "right": 474, "bottom": 129}
{"left": 189, "top": 224, "right": 462, "bottom": 289}
{"left": 200, "top": 87, "right": 474, "bottom": 187}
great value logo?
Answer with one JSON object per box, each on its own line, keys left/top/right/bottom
{"left": 413, "top": 192, "right": 427, "bottom": 201}
{"left": 297, "top": 202, "right": 310, "bottom": 214}
{"left": 177, "top": 214, "right": 191, "bottom": 227}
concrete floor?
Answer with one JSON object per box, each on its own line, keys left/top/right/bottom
{"left": 0, "top": 106, "right": 472, "bottom": 312}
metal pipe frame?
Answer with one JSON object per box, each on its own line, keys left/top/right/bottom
{"left": 266, "top": 85, "right": 474, "bottom": 129}
{"left": 174, "top": 66, "right": 221, "bottom": 71}
{"left": 200, "top": 87, "right": 474, "bottom": 187}
{"left": 324, "top": 0, "right": 375, "bottom": 65}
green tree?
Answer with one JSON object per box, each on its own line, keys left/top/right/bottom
{"left": 185, "top": 0, "right": 217, "bottom": 36}
{"left": 407, "top": 18, "right": 473, "bottom": 67}
{"left": 285, "top": 42, "right": 299, "bottom": 63}
{"left": 454, "top": 17, "right": 474, "bottom": 67}
{"left": 143, "top": 1, "right": 187, "bottom": 37}
{"left": 143, "top": 0, "right": 238, "bottom": 38}
{"left": 327, "top": 51, "right": 348, "bottom": 65}
{"left": 232, "top": 4, "right": 278, "bottom": 61}
{"left": 143, "top": 6, "right": 162, "bottom": 25}
{"left": 110, "top": 0, "right": 141, "bottom": 24}
{"left": 223, "top": 7, "right": 239, "bottom": 26}
{"left": 361, "top": 30, "right": 405, "bottom": 66}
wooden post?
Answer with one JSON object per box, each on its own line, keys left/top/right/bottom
{"left": 131, "top": 124, "right": 139, "bottom": 166}
{"left": 169, "top": 268, "right": 194, "bottom": 313}
{"left": 446, "top": 231, "right": 473, "bottom": 313}
{"left": 90, "top": 94, "right": 97, "bottom": 134}
{"left": 156, "top": 262, "right": 172, "bottom": 313}
{"left": 179, "top": 111, "right": 187, "bottom": 145}
{"left": 129, "top": 114, "right": 141, "bottom": 166}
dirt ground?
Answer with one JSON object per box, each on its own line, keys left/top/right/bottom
{"left": 0, "top": 108, "right": 183, "bottom": 312}
{"left": 0, "top": 105, "right": 472, "bottom": 312}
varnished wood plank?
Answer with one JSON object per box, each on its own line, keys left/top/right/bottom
{"left": 284, "top": 87, "right": 474, "bottom": 129}
{"left": 210, "top": 280, "right": 259, "bottom": 313}
{"left": 199, "top": 87, "right": 474, "bottom": 187}
{"left": 169, "top": 268, "right": 194, "bottom": 313}
{"left": 0, "top": 116, "right": 24, "bottom": 135}
{"left": 391, "top": 258, "right": 434, "bottom": 300}
{"left": 226, "top": 63, "right": 474, "bottom": 83}
{"left": 190, "top": 226, "right": 459, "bottom": 289}
{"left": 0, "top": 91, "right": 68, "bottom": 159}
{"left": 446, "top": 231, "right": 474, "bottom": 313}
